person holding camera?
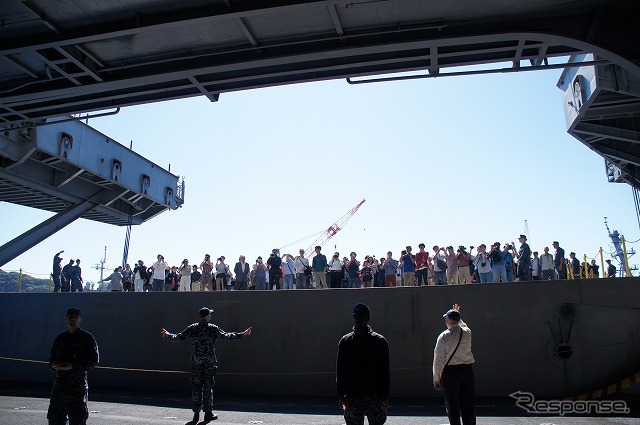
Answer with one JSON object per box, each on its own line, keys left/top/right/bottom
{"left": 266, "top": 249, "right": 283, "bottom": 290}
{"left": 253, "top": 257, "right": 268, "bottom": 290}
{"left": 151, "top": 254, "right": 169, "bottom": 292}
{"left": 215, "top": 256, "right": 231, "bottom": 291}
{"left": 474, "top": 245, "right": 492, "bottom": 283}
{"left": 133, "top": 260, "right": 148, "bottom": 292}
{"left": 383, "top": 252, "right": 398, "bottom": 287}
{"left": 489, "top": 243, "right": 507, "bottom": 283}
{"left": 400, "top": 246, "right": 416, "bottom": 287}
{"left": 432, "top": 246, "right": 447, "bottom": 285}
{"left": 200, "top": 254, "right": 214, "bottom": 291}
{"left": 179, "top": 259, "right": 191, "bottom": 291}
{"left": 374, "top": 258, "right": 386, "bottom": 288}
{"left": 122, "top": 263, "right": 134, "bottom": 292}
{"left": 167, "top": 266, "right": 180, "bottom": 291}
{"left": 282, "top": 253, "right": 296, "bottom": 290}
{"left": 341, "top": 257, "right": 350, "bottom": 288}
{"left": 502, "top": 245, "right": 515, "bottom": 282}
{"left": 361, "top": 259, "right": 374, "bottom": 288}
{"left": 345, "top": 252, "right": 361, "bottom": 288}
{"left": 328, "top": 252, "right": 343, "bottom": 289}
{"left": 456, "top": 247, "right": 472, "bottom": 284}
{"left": 294, "top": 249, "right": 311, "bottom": 289}
{"left": 415, "top": 244, "right": 430, "bottom": 286}
{"left": 444, "top": 247, "right": 458, "bottom": 285}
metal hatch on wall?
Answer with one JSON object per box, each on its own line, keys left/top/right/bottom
{"left": 0, "top": 117, "right": 183, "bottom": 266}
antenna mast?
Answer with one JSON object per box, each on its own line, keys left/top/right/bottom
{"left": 94, "top": 246, "right": 107, "bottom": 291}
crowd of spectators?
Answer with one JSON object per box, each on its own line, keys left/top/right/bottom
{"left": 83, "top": 235, "right": 615, "bottom": 292}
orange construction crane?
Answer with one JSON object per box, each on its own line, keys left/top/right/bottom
{"left": 301, "top": 199, "right": 366, "bottom": 258}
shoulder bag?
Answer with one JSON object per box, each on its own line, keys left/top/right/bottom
{"left": 437, "top": 327, "right": 464, "bottom": 389}
{"left": 299, "top": 257, "right": 312, "bottom": 276}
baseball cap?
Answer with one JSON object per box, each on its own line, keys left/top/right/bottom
{"left": 66, "top": 307, "right": 82, "bottom": 317}
{"left": 351, "top": 303, "right": 370, "bottom": 320}
{"left": 442, "top": 309, "right": 461, "bottom": 321}
{"left": 199, "top": 307, "right": 214, "bottom": 318}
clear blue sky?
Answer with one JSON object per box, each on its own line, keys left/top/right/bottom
{"left": 3, "top": 64, "right": 639, "bottom": 284}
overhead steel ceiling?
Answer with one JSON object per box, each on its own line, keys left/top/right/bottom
{"left": 1, "top": 0, "right": 640, "bottom": 188}
{"left": 1, "top": 0, "right": 639, "bottom": 126}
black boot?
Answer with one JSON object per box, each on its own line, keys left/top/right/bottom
{"left": 191, "top": 411, "right": 199, "bottom": 424}
{"left": 203, "top": 412, "right": 217, "bottom": 422}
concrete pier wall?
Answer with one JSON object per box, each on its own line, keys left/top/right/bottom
{"left": 1, "top": 279, "right": 639, "bottom": 398}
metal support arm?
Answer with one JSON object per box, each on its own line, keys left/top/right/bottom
{"left": 0, "top": 194, "right": 103, "bottom": 267}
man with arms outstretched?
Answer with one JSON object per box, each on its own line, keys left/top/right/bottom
{"left": 161, "top": 307, "right": 252, "bottom": 424}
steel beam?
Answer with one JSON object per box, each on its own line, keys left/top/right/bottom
{"left": 327, "top": 4, "right": 344, "bottom": 37}
{"left": 0, "top": 0, "right": 336, "bottom": 56}
{"left": 236, "top": 18, "right": 258, "bottom": 47}
{"left": 0, "top": 193, "right": 103, "bottom": 267}
{"left": 597, "top": 145, "right": 640, "bottom": 167}
{"left": 575, "top": 122, "right": 640, "bottom": 144}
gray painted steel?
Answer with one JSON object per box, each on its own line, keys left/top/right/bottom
{"left": 558, "top": 54, "right": 640, "bottom": 187}
{"left": 0, "top": 117, "right": 182, "bottom": 222}
{"left": 2, "top": 1, "right": 640, "bottom": 193}
{"left": 1, "top": 279, "right": 639, "bottom": 399}
{"left": 0, "top": 117, "right": 182, "bottom": 265}
{"left": 1, "top": 1, "right": 639, "bottom": 127}
{"left": 0, "top": 195, "right": 102, "bottom": 267}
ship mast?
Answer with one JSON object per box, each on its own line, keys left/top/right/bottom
{"left": 604, "top": 217, "right": 636, "bottom": 277}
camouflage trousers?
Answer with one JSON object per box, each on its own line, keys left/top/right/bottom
{"left": 47, "top": 383, "right": 89, "bottom": 425}
{"left": 191, "top": 362, "right": 217, "bottom": 413}
{"left": 344, "top": 395, "right": 387, "bottom": 425}
{"left": 517, "top": 263, "right": 531, "bottom": 281}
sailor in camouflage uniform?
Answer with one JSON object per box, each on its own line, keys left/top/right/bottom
{"left": 70, "top": 259, "right": 83, "bottom": 292}
{"left": 517, "top": 234, "right": 532, "bottom": 281}
{"left": 47, "top": 307, "right": 99, "bottom": 425}
{"left": 52, "top": 250, "right": 64, "bottom": 292}
{"left": 337, "top": 303, "right": 390, "bottom": 425}
{"left": 161, "top": 307, "right": 252, "bottom": 424}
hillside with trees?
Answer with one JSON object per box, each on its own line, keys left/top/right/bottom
{"left": 0, "top": 269, "right": 50, "bottom": 292}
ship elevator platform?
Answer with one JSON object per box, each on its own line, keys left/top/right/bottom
{"left": 0, "top": 117, "right": 183, "bottom": 266}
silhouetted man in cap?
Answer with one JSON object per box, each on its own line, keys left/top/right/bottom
{"left": 337, "top": 303, "right": 390, "bottom": 425}
{"left": 47, "top": 307, "right": 99, "bottom": 425}
{"left": 606, "top": 259, "right": 617, "bottom": 277}
{"left": 52, "top": 250, "right": 64, "bottom": 292}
